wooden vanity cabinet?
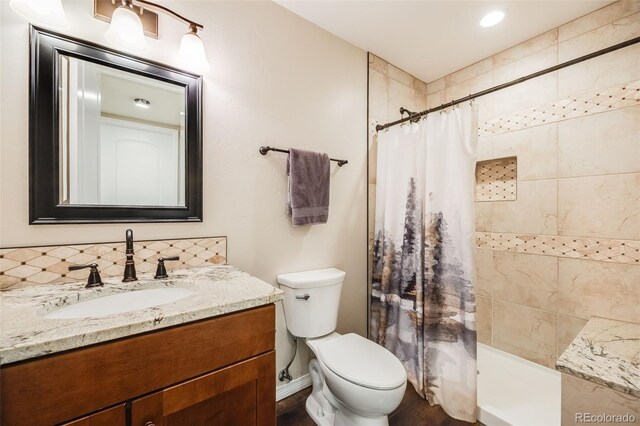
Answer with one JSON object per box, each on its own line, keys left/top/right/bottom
{"left": 0, "top": 305, "right": 276, "bottom": 426}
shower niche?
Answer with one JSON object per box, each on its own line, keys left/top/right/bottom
{"left": 475, "top": 156, "right": 517, "bottom": 202}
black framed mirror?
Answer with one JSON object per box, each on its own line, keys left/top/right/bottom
{"left": 29, "top": 26, "right": 203, "bottom": 224}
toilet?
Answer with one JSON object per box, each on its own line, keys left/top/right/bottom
{"left": 278, "top": 268, "right": 407, "bottom": 426}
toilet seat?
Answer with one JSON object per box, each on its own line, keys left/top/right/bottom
{"left": 317, "top": 333, "right": 407, "bottom": 390}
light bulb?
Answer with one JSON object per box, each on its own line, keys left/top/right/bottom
{"left": 480, "top": 10, "right": 505, "bottom": 28}
{"left": 105, "top": 5, "right": 148, "bottom": 53}
{"left": 9, "top": 0, "right": 67, "bottom": 28}
{"left": 178, "top": 30, "right": 210, "bottom": 74}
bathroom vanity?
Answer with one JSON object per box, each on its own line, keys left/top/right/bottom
{"left": 0, "top": 265, "right": 283, "bottom": 425}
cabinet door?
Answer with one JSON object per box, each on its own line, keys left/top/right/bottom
{"left": 62, "top": 404, "right": 126, "bottom": 425}
{"left": 131, "top": 351, "right": 275, "bottom": 426}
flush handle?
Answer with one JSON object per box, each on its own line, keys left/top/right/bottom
{"left": 296, "top": 294, "right": 311, "bottom": 301}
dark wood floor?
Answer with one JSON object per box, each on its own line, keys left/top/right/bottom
{"left": 277, "top": 384, "right": 482, "bottom": 426}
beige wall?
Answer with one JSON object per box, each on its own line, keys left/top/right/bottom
{"left": 0, "top": 1, "right": 368, "bottom": 386}
{"left": 426, "top": 0, "right": 640, "bottom": 368}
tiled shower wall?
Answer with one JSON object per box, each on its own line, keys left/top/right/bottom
{"left": 367, "top": 53, "right": 428, "bottom": 296}
{"left": 368, "top": 0, "right": 640, "bottom": 368}
{"left": 429, "top": 0, "right": 640, "bottom": 368}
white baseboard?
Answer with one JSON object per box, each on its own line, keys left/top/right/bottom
{"left": 276, "top": 373, "right": 312, "bottom": 401}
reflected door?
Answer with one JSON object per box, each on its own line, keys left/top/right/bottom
{"left": 99, "top": 119, "right": 182, "bottom": 206}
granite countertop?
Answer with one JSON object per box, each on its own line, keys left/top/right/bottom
{"left": 0, "top": 265, "right": 283, "bottom": 365}
{"left": 556, "top": 317, "right": 640, "bottom": 398}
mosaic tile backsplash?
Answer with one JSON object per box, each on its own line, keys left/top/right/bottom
{"left": 0, "top": 237, "right": 227, "bottom": 289}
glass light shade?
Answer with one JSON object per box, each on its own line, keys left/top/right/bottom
{"left": 178, "top": 31, "right": 210, "bottom": 74}
{"left": 9, "top": 0, "right": 67, "bottom": 28}
{"left": 105, "top": 6, "right": 148, "bottom": 53}
{"left": 480, "top": 10, "right": 505, "bottom": 28}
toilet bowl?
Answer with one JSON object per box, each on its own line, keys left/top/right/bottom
{"left": 277, "top": 269, "right": 407, "bottom": 426}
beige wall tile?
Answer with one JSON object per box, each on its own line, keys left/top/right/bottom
{"left": 559, "top": 12, "right": 640, "bottom": 63}
{"left": 369, "top": 53, "right": 388, "bottom": 74}
{"left": 426, "top": 89, "right": 445, "bottom": 109}
{"left": 558, "top": 44, "right": 640, "bottom": 98}
{"left": 558, "top": 106, "right": 640, "bottom": 177}
{"left": 388, "top": 78, "right": 416, "bottom": 122}
{"left": 368, "top": 131, "right": 378, "bottom": 184}
{"left": 477, "top": 135, "right": 493, "bottom": 161}
{"left": 476, "top": 295, "right": 492, "bottom": 345}
{"left": 493, "top": 29, "right": 558, "bottom": 67}
{"left": 557, "top": 315, "right": 587, "bottom": 358}
{"left": 476, "top": 248, "right": 493, "bottom": 298}
{"left": 558, "top": 258, "right": 640, "bottom": 323}
{"left": 494, "top": 45, "right": 558, "bottom": 86}
{"left": 492, "top": 180, "right": 558, "bottom": 235}
{"left": 559, "top": 0, "right": 640, "bottom": 42}
{"left": 388, "top": 63, "right": 415, "bottom": 87}
{"left": 445, "top": 72, "right": 493, "bottom": 103}
{"left": 561, "top": 374, "right": 640, "bottom": 425}
{"left": 445, "top": 57, "right": 493, "bottom": 87}
{"left": 558, "top": 174, "right": 640, "bottom": 239}
{"left": 426, "top": 77, "right": 444, "bottom": 95}
{"left": 493, "top": 73, "right": 558, "bottom": 118}
{"left": 493, "top": 300, "right": 557, "bottom": 367}
{"left": 475, "top": 202, "right": 492, "bottom": 232}
{"left": 368, "top": 68, "right": 389, "bottom": 121}
{"left": 493, "top": 251, "right": 558, "bottom": 311}
{"left": 493, "top": 124, "right": 558, "bottom": 181}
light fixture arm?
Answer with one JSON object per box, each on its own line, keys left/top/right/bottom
{"left": 129, "top": 0, "right": 204, "bottom": 31}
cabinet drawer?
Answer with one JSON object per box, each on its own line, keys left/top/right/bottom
{"left": 62, "top": 404, "right": 126, "bottom": 426}
{"left": 132, "top": 351, "right": 275, "bottom": 426}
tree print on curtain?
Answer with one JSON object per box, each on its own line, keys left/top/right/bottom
{"left": 371, "top": 106, "right": 478, "bottom": 422}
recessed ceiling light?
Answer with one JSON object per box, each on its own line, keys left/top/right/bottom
{"left": 134, "top": 98, "right": 150, "bottom": 109}
{"left": 480, "top": 10, "right": 505, "bottom": 28}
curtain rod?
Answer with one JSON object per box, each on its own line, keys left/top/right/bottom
{"left": 375, "top": 36, "right": 640, "bottom": 132}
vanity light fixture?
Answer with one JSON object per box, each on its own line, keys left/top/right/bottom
{"left": 9, "top": 0, "right": 67, "bottom": 28}
{"left": 100, "top": 0, "right": 209, "bottom": 74}
{"left": 134, "top": 98, "right": 151, "bottom": 108}
{"left": 480, "top": 10, "right": 505, "bottom": 28}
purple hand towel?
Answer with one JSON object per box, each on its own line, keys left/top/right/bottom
{"left": 287, "top": 148, "right": 330, "bottom": 225}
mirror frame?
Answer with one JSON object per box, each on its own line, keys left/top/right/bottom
{"left": 29, "top": 26, "right": 203, "bottom": 224}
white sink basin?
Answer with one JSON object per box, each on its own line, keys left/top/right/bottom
{"left": 44, "top": 288, "right": 194, "bottom": 319}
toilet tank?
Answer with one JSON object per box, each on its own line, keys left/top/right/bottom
{"left": 277, "top": 268, "right": 346, "bottom": 338}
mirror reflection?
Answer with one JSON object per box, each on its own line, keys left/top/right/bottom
{"left": 58, "top": 55, "right": 186, "bottom": 207}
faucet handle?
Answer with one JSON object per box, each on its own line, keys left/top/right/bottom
{"left": 68, "top": 263, "right": 103, "bottom": 288}
{"left": 155, "top": 256, "right": 180, "bottom": 279}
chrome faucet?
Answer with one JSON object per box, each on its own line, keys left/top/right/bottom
{"left": 122, "top": 229, "right": 138, "bottom": 282}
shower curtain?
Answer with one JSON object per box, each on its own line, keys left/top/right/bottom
{"left": 370, "top": 105, "right": 478, "bottom": 422}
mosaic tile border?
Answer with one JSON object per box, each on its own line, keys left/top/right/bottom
{"left": 0, "top": 237, "right": 227, "bottom": 289}
{"left": 476, "top": 157, "right": 517, "bottom": 202}
{"left": 478, "top": 80, "right": 640, "bottom": 136}
{"left": 476, "top": 232, "right": 640, "bottom": 265}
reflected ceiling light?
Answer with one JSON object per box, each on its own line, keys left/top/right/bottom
{"left": 9, "top": 0, "right": 67, "bottom": 28}
{"left": 179, "top": 25, "right": 210, "bottom": 74}
{"left": 105, "top": 3, "right": 148, "bottom": 53}
{"left": 480, "top": 10, "right": 505, "bottom": 28}
{"left": 134, "top": 98, "right": 151, "bottom": 108}
{"left": 98, "top": 0, "right": 209, "bottom": 74}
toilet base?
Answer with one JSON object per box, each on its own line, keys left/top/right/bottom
{"left": 306, "top": 359, "right": 391, "bottom": 426}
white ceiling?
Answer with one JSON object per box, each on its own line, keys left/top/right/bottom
{"left": 275, "top": 0, "right": 614, "bottom": 83}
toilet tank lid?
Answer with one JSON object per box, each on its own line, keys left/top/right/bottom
{"left": 277, "top": 268, "right": 346, "bottom": 289}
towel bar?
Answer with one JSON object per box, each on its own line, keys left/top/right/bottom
{"left": 259, "top": 146, "right": 348, "bottom": 167}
